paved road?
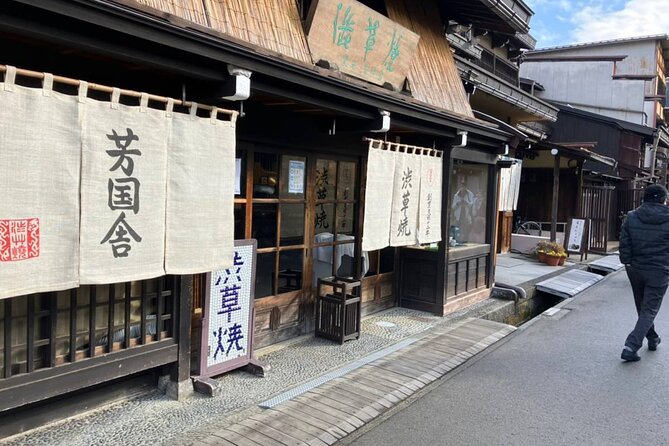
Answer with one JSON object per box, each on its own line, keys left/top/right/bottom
{"left": 343, "top": 270, "right": 669, "bottom": 446}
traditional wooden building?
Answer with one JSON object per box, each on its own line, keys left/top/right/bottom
{"left": 0, "top": 0, "right": 514, "bottom": 435}
{"left": 438, "top": 0, "right": 559, "bottom": 254}
{"left": 517, "top": 105, "right": 655, "bottom": 251}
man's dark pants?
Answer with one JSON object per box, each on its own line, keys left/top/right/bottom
{"left": 626, "top": 266, "right": 668, "bottom": 351}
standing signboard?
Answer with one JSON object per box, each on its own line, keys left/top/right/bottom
{"left": 565, "top": 217, "right": 589, "bottom": 261}
{"left": 199, "top": 239, "right": 266, "bottom": 378}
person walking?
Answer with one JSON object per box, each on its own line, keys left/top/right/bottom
{"left": 619, "top": 184, "right": 669, "bottom": 361}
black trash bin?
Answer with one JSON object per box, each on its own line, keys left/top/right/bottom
{"left": 315, "top": 276, "right": 361, "bottom": 344}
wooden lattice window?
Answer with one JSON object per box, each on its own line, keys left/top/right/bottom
{"left": 1, "top": 276, "right": 178, "bottom": 379}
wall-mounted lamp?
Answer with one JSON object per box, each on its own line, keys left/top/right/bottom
{"left": 369, "top": 110, "right": 391, "bottom": 133}
{"left": 452, "top": 130, "right": 468, "bottom": 148}
{"left": 550, "top": 148, "right": 559, "bottom": 156}
{"left": 221, "top": 65, "right": 252, "bottom": 101}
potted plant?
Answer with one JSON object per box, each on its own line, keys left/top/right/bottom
{"left": 544, "top": 248, "right": 561, "bottom": 266}
{"left": 556, "top": 245, "right": 567, "bottom": 266}
{"left": 543, "top": 242, "right": 565, "bottom": 266}
{"left": 535, "top": 241, "right": 549, "bottom": 263}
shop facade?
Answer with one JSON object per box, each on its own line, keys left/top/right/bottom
{"left": 0, "top": 0, "right": 512, "bottom": 432}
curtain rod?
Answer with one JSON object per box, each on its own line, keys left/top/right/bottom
{"left": 0, "top": 64, "right": 238, "bottom": 120}
{"left": 363, "top": 137, "right": 443, "bottom": 157}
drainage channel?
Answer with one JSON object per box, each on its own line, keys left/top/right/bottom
{"left": 488, "top": 255, "right": 623, "bottom": 328}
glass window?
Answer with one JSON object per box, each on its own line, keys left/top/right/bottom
{"left": 250, "top": 152, "right": 308, "bottom": 299}
{"left": 337, "top": 161, "right": 356, "bottom": 200}
{"left": 255, "top": 252, "right": 276, "bottom": 298}
{"left": 337, "top": 203, "right": 355, "bottom": 235}
{"left": 278, "top": 250, "right": 303, "bottom": 293}
{"left": 234, "top": 204, "right": 246, "bottom": 240}
{"left": 315, "top": 159, "right": 337, "bottom": 201}
{"left": 281, "top": 204, "right": 305, "bottom": 246}
{"left": 253, "top": 153, "right": 279, "bottom": 198}
{"left": 449, "top": 163, "right": 489, "bottom": 245}
{"left": 314, "top": 203, "right": 334, "bottom": 234}
{"left": 252, "top": 204, "right": 278, "bottom": 248}
{"left": 235, "top": 151, "right": 246, "bottom": 198}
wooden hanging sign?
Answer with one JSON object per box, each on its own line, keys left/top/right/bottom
{"left": 306, "top": 0, "right": 420, "bottom": 90}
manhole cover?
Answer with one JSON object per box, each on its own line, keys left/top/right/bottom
{"left": 376, "top": 321, "right": 397, "bottom": 328}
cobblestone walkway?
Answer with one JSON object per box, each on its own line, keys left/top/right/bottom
{"left": 191, "top": 318, "right": 515, "bottom": 446}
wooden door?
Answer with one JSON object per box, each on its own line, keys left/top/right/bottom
{"left": 581, "top": 184, "right": 613, "bottom": 253}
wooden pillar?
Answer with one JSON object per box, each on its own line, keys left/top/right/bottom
{"left": 487, "top": 164, "right": 500, "bottom": 286}
{"left": 436, "top": 150, "right": 453, "bottom": 314}
{"left": 172, "top": 275, "right": 192, "bottom": 381}
{"left": 575, "top": 160, "right": 584, "bottom": 217}
{"left": 551, "top": 154, "right": 560, "bottom": 242}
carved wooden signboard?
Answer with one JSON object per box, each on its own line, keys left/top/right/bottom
{"left": 306, "top": 0, "right": 420, "bottom": 90}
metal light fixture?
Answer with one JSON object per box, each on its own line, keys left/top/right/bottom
{"left": 221, "top": 65, "right": 252, "bottom": 101}
{"left": 369, "top": 110, "right": 391, "bottom": 133}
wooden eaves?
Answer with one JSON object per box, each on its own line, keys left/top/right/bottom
{"left": 0, "top": 0, "right": 514, "bottom": 149}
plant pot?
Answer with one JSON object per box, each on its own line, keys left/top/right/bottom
{"left": 545, "top": 254, "right": 560, "bottom": 266}
{"left": 558, "top": 256, "right": 566, "bottom": 266}
{"left": 537, "top": 252, "right": 547, "bottom": 263}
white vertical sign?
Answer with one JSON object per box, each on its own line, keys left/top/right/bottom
{"left": 418, "top": 155, "right": 443, "bottom": 244}
{"left": 206, "top": 242, "right": 254, "bottom": 369}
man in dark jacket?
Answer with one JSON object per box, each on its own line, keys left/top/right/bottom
{"left": 619, "top": 184, "right": 669, "bottom": 361}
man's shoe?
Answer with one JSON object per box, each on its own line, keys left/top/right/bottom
{"left": 621, "top": 347, "right": 640, "bottom": 362}
{"left": 648, "top": 337, "right": 661, "bottom": 351}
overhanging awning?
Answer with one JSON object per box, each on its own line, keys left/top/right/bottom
{"left": 537, "top": 142, "right": 617, "bottom": 167}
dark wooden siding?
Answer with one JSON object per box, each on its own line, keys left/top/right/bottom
{"left": 516, "top": 168, "right": 579, "bottom": 223}
{"left": 549, "top": 112, "right": 624, "bottom": 173}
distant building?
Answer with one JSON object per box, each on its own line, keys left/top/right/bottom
{"left": 520, "top": 34, "right": 669, "bottom": 185}
{"left": 520, "top": 34, "right": 669, "bottom": 251}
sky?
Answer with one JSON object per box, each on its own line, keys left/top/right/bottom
{"left": 526, "top": 0, "right": 669, "bottom": 49}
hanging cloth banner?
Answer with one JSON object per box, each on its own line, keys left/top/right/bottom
{"left": 389, "top": 148, "right": 420, "bottom": 247}
{"left": 362, "top": 140, "right": 395, "bottom": 251}
{"left": 418, "top": 154, "right": 443, "bottom": 244}
{"left": 165, "top": 104, "right": 237, "bottom": 273}
{"left": 498, "top": 159, "right": 522, "bottom": 212}
{"left": 0, "top": 68, "right": 81, "bottom": 299}
{"left": 80, "top": 89, "right": 168, "bottom": 284}
{"left": 511, "top": 159, "right": 522, "bottom": 210}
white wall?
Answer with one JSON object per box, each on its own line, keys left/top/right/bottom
{"left": 521, "top": 60, "right": 647, "bottom": 124}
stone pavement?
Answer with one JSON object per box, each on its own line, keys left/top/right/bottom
{"left": 192, "top": 318, "right": 514, "bottom": 446}
{"left": 0, "top": 252, "right": 605, "bottom": 446}
{"left": 343, "top": 269, "right": 669, "bottom": 446}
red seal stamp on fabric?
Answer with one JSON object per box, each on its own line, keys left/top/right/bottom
{"left": 0, "top": 218, "right": 40, "bottom": 261}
